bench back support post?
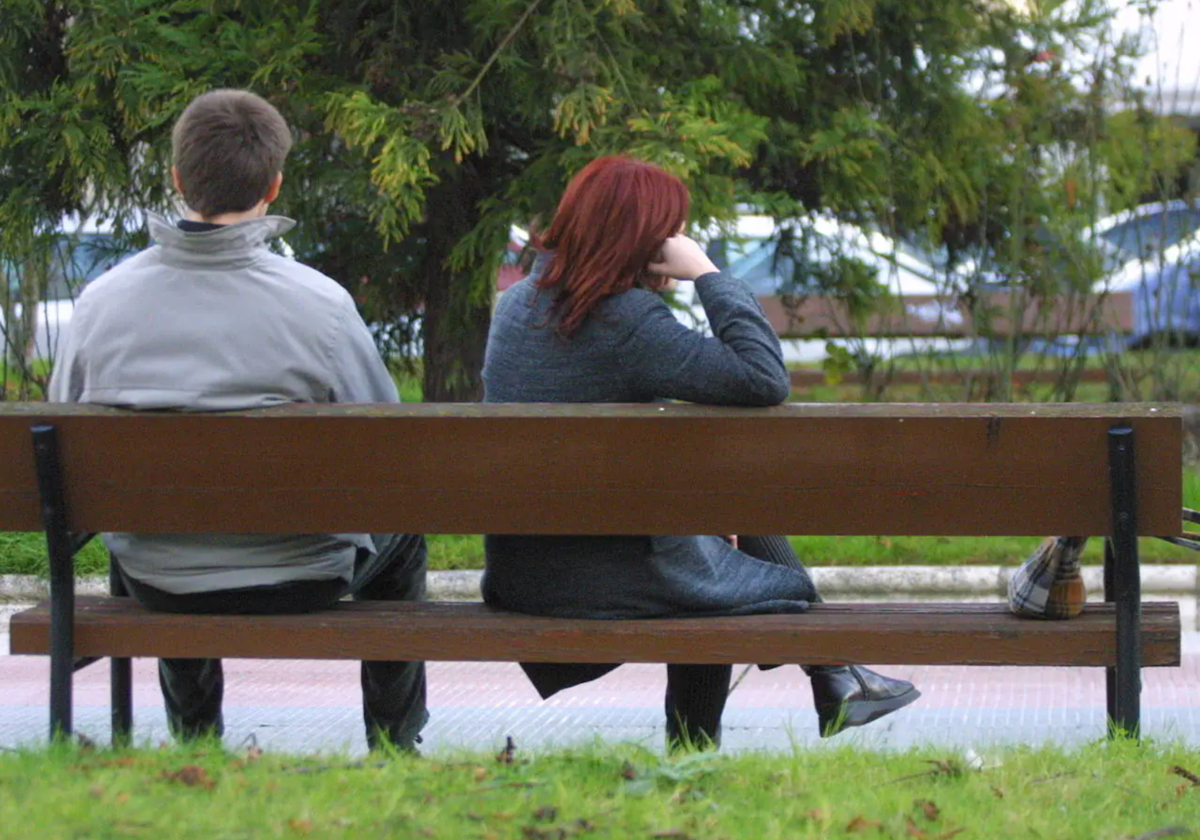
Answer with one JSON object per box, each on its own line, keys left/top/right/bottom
{"left": 31, "top": 424, "right": 77, "bottom": 740}
{"left": 1107, "top": 425, "right": 1141, "bottom": 739}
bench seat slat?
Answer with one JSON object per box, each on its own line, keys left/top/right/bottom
{"left": 9, "top": 597, "right": 1180, "bottom": 668}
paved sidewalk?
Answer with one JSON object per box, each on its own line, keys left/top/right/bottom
{"left": 4, "top": 599, "right": 1199, "bottom": 756}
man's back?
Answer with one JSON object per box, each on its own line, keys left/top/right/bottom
{"left": 50, "top": 214, "right": 399, "bottom": 594}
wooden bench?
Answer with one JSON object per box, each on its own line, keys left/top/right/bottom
{"left": 2, "top": 402, "right": 1183, "bottom": 745}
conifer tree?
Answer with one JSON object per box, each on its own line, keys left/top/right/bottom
{"left": 0, "top": 0, "right": 1179, "bottom": 399}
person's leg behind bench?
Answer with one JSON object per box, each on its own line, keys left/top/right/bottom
{"left": 351, "top": 533, "right": 430, "bottom": 752}
{"left": 114, "top": 567, "right": 345, "bottom": 741}
{"left": 115, "top": 535, "right": 429, "bottom": 749}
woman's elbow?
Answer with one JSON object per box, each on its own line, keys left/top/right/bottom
{"left": 746, "top": 372, "right": 791, "bottom": 406}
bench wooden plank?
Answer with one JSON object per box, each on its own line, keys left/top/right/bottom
{"left": 9, "top": 597, "right": 1181, "bottom": 668}
{"left": 0, "top": 403, "right": 1181, "bottom": 536}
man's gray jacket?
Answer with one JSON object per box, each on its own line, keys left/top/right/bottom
{"left": 48, "top": 214, "right": 399, "bottom": 594}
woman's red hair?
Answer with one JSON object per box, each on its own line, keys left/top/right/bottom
{"left": 534, "top": 156, "right": 689, "bottom": 337}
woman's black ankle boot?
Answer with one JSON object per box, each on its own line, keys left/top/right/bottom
{"left": 805, "top": 665, "right": 921, "bottom": 737}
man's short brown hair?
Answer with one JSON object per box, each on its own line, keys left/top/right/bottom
{"left": 171, "top": 89, "right": 293, "bottom": 217}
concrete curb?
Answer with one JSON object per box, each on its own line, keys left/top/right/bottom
{"left": 1, "top": 565, "right": 1195, "bottom": 602}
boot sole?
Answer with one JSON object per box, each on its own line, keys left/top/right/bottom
{"left": 818, "top": 686, "right": 922, "bottom": 737}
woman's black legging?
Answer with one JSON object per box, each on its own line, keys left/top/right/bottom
{"left": 666, "top": 534, "right": 820, "bottom": 748}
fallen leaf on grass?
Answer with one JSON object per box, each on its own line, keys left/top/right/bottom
{"left": 88, "top": 784, "right": 105, "bottom": 799}
{"left": 99, "top": 757, "right": 139, "bottom": 769}
{"left": 522, "top": 828, "right": 568, "bottom": 840}
{"left": 803, "top": 809, "right": 830, "bottom": 823}
{"left": 112, "top": 820, "right": 151, "bottom": 833}
{"left": 990, "top": 786, "right": 1005, "bottom": 800}
{"left": 1127, "top": 828, "right": 1191, "bottom": 840}
{"left": 76, "top": 734, "right": 97, "bottom": 753}
{"left": 286, "top": 819, "right": 312, "bottom": 835}
{"left": 533, "top": 806, "right": 558, "bottom": 822}
{"left": 1171, "top": 766, "right": 1200, "bottom": 787}
{"left": 470, "top": 781, "right": 542, "bottom": 794}
{"left": 161, "top": 765, "right": 214, "bottom": 790}
{"left": 906, "top": 817, "right": 966, "bottom": 839}
{"left": 927, "top": 760, "right": 963, "bottom": 777}
{"left": 883, "top": 760, "right": 965, "bottom": 786}
{"left": 847, "top": 816, "right": 884, "bottom": 833}
{"left": 474, "top": 767, "right": 490, "bottom": 782}
{"left": 915, "top": 800, "right": 940, "bottom": 821}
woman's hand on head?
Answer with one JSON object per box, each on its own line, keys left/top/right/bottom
{"left": 646, "top": 236, "right": 719, "bottom": 281}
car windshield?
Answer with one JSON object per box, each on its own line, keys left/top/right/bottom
{"left": 706, "top": 238, "right": 798, "bottom": 295}
{"left": 1097, "top": 207, "right": 1200, "bottom": 260}
{"left": 707, "top": 232, "right": 877, "bottom": 296}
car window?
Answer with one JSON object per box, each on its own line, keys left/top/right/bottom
{"left": 710, "top": 235, "right": 844, "bottom": 296}
{"left": 1098, "top": 208, "right": 1200, "bottom": 260}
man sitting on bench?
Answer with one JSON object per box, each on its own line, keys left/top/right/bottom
{"left": 48, "top": 89, "right": 428, "bottom": 752}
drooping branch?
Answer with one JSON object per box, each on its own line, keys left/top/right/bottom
{"left": 453, "top": 0, "right": 542, "bottom": 106}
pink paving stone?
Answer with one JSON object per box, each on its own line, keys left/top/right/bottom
{"left": 3, "top": 650, "right": 1196, "bottom": 713}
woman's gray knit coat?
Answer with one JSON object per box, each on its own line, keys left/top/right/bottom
{"left": 481, "top": 258, "right": 819, "bottom": 696}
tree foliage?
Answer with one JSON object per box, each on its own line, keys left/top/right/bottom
{"left": 0, "top": 0, "right": 1193, "bottom": 400}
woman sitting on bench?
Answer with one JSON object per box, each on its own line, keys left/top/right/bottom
{"left": 481, "top": 156, "right": 921, "bottom": 749}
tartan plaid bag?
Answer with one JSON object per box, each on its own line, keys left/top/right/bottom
{"left": 1007, "top": 536, "right": 1088, "bottom": 620}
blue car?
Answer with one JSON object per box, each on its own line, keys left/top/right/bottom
{"left": 1094, "top": 201, "right": 1200, "bottom": 348}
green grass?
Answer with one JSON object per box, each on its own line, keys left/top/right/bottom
{"left": 3, "top": 739, "right": 1200, "bottom": 839}
{"left": 787, "top": 348, "right": 1200, "bottom": 402}
{"left": 2, "top": 529, "right": 1194, "bottom": 577}
{"left": 0, "top": 532, "right": 487, "bottom": 577}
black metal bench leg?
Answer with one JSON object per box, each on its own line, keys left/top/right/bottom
{"left": 32, "top": 425, "right": 75, "bottom": 741}
{"left": 109, "top": 554, "right": 133, "bottom": 747}
{"left": 1103, "top": 538, "right": 1117, "bottom": 724}
{"left": 1108, "top": 426, "right": 1141, "bottom": 739}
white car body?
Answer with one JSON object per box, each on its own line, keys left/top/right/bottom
{"left": 1087, "top": 201, "right": 1200, "bottom": 345}
{"left": 2, "top": 214, "right": 143, "bottom": 364}
{"left": 1092, "top": 200, "right": 1200, "bottom": 290}
{"left": 679, "top": 214, "right": 959, "bottom": 363}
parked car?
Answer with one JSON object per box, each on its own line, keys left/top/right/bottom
{"left": 1, "top": 214, "right": 139, "bottom": 365}
{"left": 678, "top": 214, "right": 957, "bottom": 363}
{"left": 901, "top": 200, "right": 1200, "bottom": 356}
{"left": 1092, "top": 200, "right": 1200, "bottom": 348}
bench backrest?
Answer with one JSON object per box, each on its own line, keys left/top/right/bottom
{"left": 0, "top": 403, "right": 1180, "bottom": 537}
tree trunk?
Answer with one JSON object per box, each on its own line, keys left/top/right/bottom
{"left": 419, "top": 172, "right": 492, "bottom": 403}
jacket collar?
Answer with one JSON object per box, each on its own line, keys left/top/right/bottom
{"left": 148, "top": 212, "right": 296, "bottom": 258}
